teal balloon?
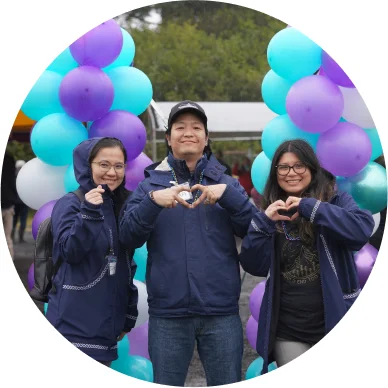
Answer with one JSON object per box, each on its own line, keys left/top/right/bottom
{"left": 46, "top": 47, "right": 78, "bottom": 76}
{"left": 262, "top": 70, "right": 293, "bottom": 114}
{"left": 31, "top": 113, "right": 88, "bottom": 166}
{"left": 44, "top": 303, "right": 48, "bottom": 315}
{"left": 111, "top": 355, "right": 153, "bottom": 382}
{"left": 107, "top": 66, "right": 153, "bottom": 116}
{"left": 365, "top": 128, "right": 383, "bottom": 161}
{"left": 262, "top": 114, "right": 319, "bottom": 160}
{"left": 134, "top": 244, "right": 147, "bottom": 282}
{"left": 245, "top": 357, "right": 277, "bottom": 379}
{"left": 21, "top": 70, "right": 65, "bottom": 121}
{"left": 111, "top": 335, "right": 131, "bottom": 370}
{"left": 349, "top": 162, "right": 387, "bottom": 214}
{"left": 103, "top": 28, "right": 136, "bottom": 72}
{"left": 251, "top": 152, "right": 272, "bottom": 195}
{"left": 267, "top": 27, "right": 322, "bottom": 82}
{"left": 64, "top": 164, "right": 79, "bottom": 192}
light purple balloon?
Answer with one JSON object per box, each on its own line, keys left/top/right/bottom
{"left": 125, "top": 153, "right": 153, "bottom": 191}
{"left": 321, "top": 51, "right": 355, "bottom": 88}
{"left": 89, "top": 110, "right": 147, "bottom": 162}
{"left": 59, "top": 66, "right": 114, "bottom": 122}
{"left": 128, "top": 321, "right": 150, "bottom": 360}
{"left": 286, "top": 75, "right": 344, "bottom": 134}
{"left": 28, "top": 262, "right": 34, "bottom": 291}
{"left": 246, "top": 315, "right": 258, "bottom": 350}
{"left": 31, "top": 200, "right": 57, "bottom": 240}
{"left": 355, "top": 243, "right": 378, "bottom": 289}
{"left": 317, "top": 122, "right": 372, "bottom": 177}
{"left": 249, "top": 280, "right": 266, "bottom": 322}
{"left": 70, "top": 19, "right": 123, "bottom": 68}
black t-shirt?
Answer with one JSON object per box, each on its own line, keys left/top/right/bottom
{"left": 275, "top": 221, "right": 325, "bottom": 345}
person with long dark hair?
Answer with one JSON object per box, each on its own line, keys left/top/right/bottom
{"left": 46, "top": 137, "right": 138, "bottom": 366}
{"left": 239, "top": 139, "right": 374, "bottom": 373}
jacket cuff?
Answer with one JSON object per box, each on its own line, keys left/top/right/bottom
{"left": 299, "top": 198, "right": 322, "bottom": 223}
{"left": 80, "top": 201, "right": 104, "bottom": 220}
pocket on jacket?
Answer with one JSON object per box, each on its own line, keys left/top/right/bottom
{"left": 59, "top": 261, "right": 114, "bottom": 339}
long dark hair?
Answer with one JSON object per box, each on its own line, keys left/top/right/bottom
{"left": 89, "top": 137, "right": 130, "bottom": 218}
{"left": 262, "top": 139, "right": 336, "bottom": 245}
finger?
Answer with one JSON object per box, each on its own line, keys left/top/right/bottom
{"left": 290, "top": 212, "right": 299, "bottom": 221}
{"left": 174, "top": 194, "right": 192, "bottom": 208}
{"left": 190, "top": 184, "right": 206, "bottom": 192}
{"left": 285, "top": 196, "right": 298, "bottom": 207}
{"left": 273, "top": 199, "right": 287, "bottom": 207}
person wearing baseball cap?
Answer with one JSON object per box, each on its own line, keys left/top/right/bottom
{"left": 120, "top": 100, "right": 257, "bottom": 386}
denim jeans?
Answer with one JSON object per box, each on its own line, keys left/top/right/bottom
{"left": 148, "top": 314, "right": 243, "bottom": 386}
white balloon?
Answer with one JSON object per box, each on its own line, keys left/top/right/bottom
{"left": 16, "top": 158, "right": 67, "bottom": 210}
{"left": 340, "top": 86, "right": 376, "bottom": 129}
{"left": 133, "top": 279, "right": 149, "bottom": 328}
{"left": 371, "top": 212, "right": 381, "bottom": 237}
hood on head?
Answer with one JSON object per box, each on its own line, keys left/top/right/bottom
{"left": 73, "top": 137, "right": 104, "bottom": 193}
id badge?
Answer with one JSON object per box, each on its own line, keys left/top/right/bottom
{"left": 106, "top": 255, "right": 117, "bottom": 276}
{"left": 177, "top": 182, "right": 193, "bottom": 201}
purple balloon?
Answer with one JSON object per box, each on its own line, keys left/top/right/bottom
{"left": 28, "top": 263, "right": 34, "bottom": 291}
{"left": 355, "top": 243, "right": 378, "bottom": 289}
{"left": 32, "top": 200, "right": 57, "bottom": 240}
{"left": 125, "top": 153, "right": 153, "bottom": 191}
{"left": 321, "top": 51, "right": 355, "bottom": 88}
{"left": 70, "top": 19, "right": 123, "bottom": 68}
{"left": 128, "top": 321, "right": 150, "bottom": 360}
{"left": 89, "top": 110, "right": 147, "bottom": 162}
{"left": 286, "top": 75, "right": 344, "bottom": 134}
{"left": 59, "top": 66, "right": 114, "bottom": 122}
{"left": 249, "top": 280, "right": 266, "bottom": 322}
{"left": 317, "top": 122, "right": 372, "bottom": 177}
{"left": 246, "top": 315, "right": 258, "bottom": 350}
{"left": 318, "top": 67, "right": 326, "bottom": 76}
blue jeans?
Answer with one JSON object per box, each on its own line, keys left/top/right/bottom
{"left": 148, "top": 314, "right": 243, "bottom": 386}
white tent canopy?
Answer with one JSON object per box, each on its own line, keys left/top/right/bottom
{"left": 149, "top": 101, "right": 277, "bottom": 136}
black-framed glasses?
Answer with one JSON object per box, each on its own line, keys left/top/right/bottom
{"left": 275, "top": 162, "right": 307, "bottom": 176}
{"left": 91, "top": 161, "right": 126, "bottom": 173}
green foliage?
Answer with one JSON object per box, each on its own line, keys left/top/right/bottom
{"left": 6, "top": 141, "right": 34, "bottom": 162}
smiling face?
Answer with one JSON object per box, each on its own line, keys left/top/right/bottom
{"left": 91, "top": 146, "right": 125, "bottom": 191}
{"left": 276, "top": 152, "right": 312, "bottom": 197}
{"left": 166, "top": 112, "right": 208, "bottom": 161}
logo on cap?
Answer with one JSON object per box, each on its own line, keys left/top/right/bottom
{"left": 178, "top": 103, "right": 198, "bottom": 110}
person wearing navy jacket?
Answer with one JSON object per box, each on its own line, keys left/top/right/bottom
{"left": 46, "top": 137, "right": 138, "bottom": 366}
{"left": 119, "top": 100, "right": 257, "bottom": 386}
{"left": 239, "top": 139, "right": 374, "bottom": 374}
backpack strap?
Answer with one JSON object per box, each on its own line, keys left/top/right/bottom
{"left": 72, "top": 188, "right": 85, "bottom": 202}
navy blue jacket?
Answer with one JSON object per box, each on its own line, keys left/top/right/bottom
{"left": 239, "top": 191, "right": 374, "bottom": 373}
{"left": 46, "top": 138, "right": 138, "bottom": 362}
{"left": 119, "top": 153, "right": 257, "bottom": 317}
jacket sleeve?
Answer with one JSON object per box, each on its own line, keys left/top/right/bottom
{"left": 239, "top": 210, "right": 276, "bottom": 277}
{"left": 123, "top": 255, "right": 138, "bottom": 332}
{"left": 51, "top": 194, "right": 105, "bottom": 265}
{"left": 119, "top": 182, "right": 164, "bottom": 249}
{"left": 298, "top": 191, "right": 374, "bottom": 251}
{"left": 217, "top": 179, "right": 257, "bottom": 238}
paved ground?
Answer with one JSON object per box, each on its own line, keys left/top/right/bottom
{"left": 12, "top": 231, "right": 264, "bottom": 386}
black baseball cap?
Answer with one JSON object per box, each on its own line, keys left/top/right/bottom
{"left": 167, "top": 100, "right": 208, "bottom": 131}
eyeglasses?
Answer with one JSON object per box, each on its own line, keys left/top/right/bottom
{"left": 92, "top": 161, "right": 126, "bottom": 173}
{"left": 275, "top": 162, "right": 307, "bottom": 176}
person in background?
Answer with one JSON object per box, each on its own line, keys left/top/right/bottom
{"left": 1, "top": 150, "right": 18, "bottom": 260}
{"left": 12, "top": 160, "right": 29, "bottom": 243}
{"left": 215, "top": 150, "right": 232, "bottom": 176}
{"left": 234, "top": 156, "right": 253, "bottom": 196}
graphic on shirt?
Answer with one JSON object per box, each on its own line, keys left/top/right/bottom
{"left": 280, "top": 225, "right": 320, "bottom": 284}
